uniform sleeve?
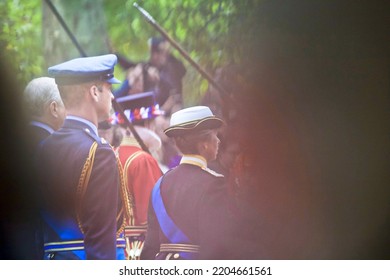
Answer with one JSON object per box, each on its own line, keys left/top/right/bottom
{"left": 79, "top": 145, "right": 119, "bottom": 260}
{"left": 140, "top": 193, "right": 161, "bottom": 260}
{"left": 127, "top": 154, "right": 162, "bottom": 224}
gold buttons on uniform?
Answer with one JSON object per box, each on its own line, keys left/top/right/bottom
{"left": 173, "top": 253, "right": 180, "bottom": 259}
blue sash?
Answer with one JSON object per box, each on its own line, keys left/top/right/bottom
{"left": 41, "top": 212, "right": 86, "bottom": 259}
{"left": 42, "top": 212, "right": 125, "bottom": 260}
{"left": 151, "top": 177, "right": 197, "bottom": 259}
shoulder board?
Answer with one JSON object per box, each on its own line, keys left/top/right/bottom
{"left": 82, "top": 128, "right": 103, "bottom": 144}
{"left": 202, "top": 167, "right": 224, "bottom": 178}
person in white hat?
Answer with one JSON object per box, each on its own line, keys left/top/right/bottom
{"left": 141, "top": 106, "right": 236, "bottom": 260}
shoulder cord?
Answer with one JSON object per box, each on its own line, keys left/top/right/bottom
{"left": 76, "top": 141, "right": 98, "bottom": 234}
{"left": 76, "top": 142, "right": 135, "bottom": 238}
{"left": 122, "top": 150, "right": 145, "bottom": 227}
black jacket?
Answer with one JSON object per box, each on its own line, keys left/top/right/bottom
{"left": 141, "top": 161, "right": 236, "bottom": 260}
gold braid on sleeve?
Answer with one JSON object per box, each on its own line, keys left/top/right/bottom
{"left": 76, "top": 141, "right": 98, "bottom": 234}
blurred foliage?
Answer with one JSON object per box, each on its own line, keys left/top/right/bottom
{"left": 1, "top": 0, "right": 262, "bottom": 102}
{"left": 103, "top": 0, "right": 241, "bottom": 105}
{"left": 103, "top": 0, "right": 265, "bottom": 105}
{"left": 42, "top": 0, "right": 110, "bottom": 68}
{"left": 104, "top": 0, "right": 236, "bottom": 65}
{"left": 0, "top": 0, "right": 43, "bottom": 86}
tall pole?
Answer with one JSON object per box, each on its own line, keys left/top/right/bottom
{"left": 44, "top": 0, "right": 87, "bottom": 57}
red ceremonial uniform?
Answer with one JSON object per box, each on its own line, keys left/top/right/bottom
{"left": 117, "top": 135, "right": 162, "bottom": 259}
{"left": 117, "top": 136, "right": 162, "bottom": 225}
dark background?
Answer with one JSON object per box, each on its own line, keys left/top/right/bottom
{"left": 234, "top": 0, "right": 389, "bottom": 259}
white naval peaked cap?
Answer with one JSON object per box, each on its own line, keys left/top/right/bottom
{"left": 164, "top": 106, "right": 224, "bottom": 137}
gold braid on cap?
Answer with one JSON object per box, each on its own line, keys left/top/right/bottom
{"left": 115, "top": 153, "right": 135, "bottom": 237}
{"left": 76, "top": 141, "right": 98, "bottom": 234}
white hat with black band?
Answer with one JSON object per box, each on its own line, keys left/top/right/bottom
{"left": 164, "top": 106, "right": 224, "bottom": 137}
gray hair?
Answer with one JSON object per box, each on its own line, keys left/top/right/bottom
{"left": 23, "top": 77, "right": 63, "bottom": 117}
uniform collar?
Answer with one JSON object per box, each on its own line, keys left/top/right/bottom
{"left": 30, "top": 121, "right": 55, "bottom": 134}
{"left": 180, "top": 154, "right": 207, "bottom": 169}
{"left": 66, "top": 115, "right": 98, "bottom": 136}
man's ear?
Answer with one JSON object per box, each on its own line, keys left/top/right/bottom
{"left": 49, "top": 101, "right": 59, "bottom": 118}
{"left": 89, "top": 85, "right": 99, "bottom": 102}
{"left": 197, "top": 141, "right": 207, "bottom": 154}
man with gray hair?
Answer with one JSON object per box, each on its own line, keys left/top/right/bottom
{"left": 23, "top": 77, "right": 66, "bottom": 149}
{"left": 21, "top": 77, "right": 66, "bottom": 259}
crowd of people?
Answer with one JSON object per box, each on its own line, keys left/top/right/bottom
{"left": 14, "top": 37, "right": 246, "bottom": 260}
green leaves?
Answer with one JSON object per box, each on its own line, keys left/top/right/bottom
{"left": 1, "top": 0, "right": 263, "bottom": 101}
{"left": 103, "top": 0, "right": 239, "bottom": 104}
{"left": 0, "top": 0, "right": 43, "bottom": 86}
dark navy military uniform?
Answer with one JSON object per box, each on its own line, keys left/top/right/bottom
{"left": 13, "top": 121, "right": 55, "bottom": 259}
{"left": 38, "top": 117, "right": 126, "bottom": 259}
{"left": 141, "top": 155, "right": 235, "bottom": 260}
{"left": 38, "top": 54, "right": 126, "bottom": 260}
{"left": 28, "top": 121, "right": 54, "bottom": 150}
{"left": 27, "top": 121, "right": 55, "bottom": 259}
